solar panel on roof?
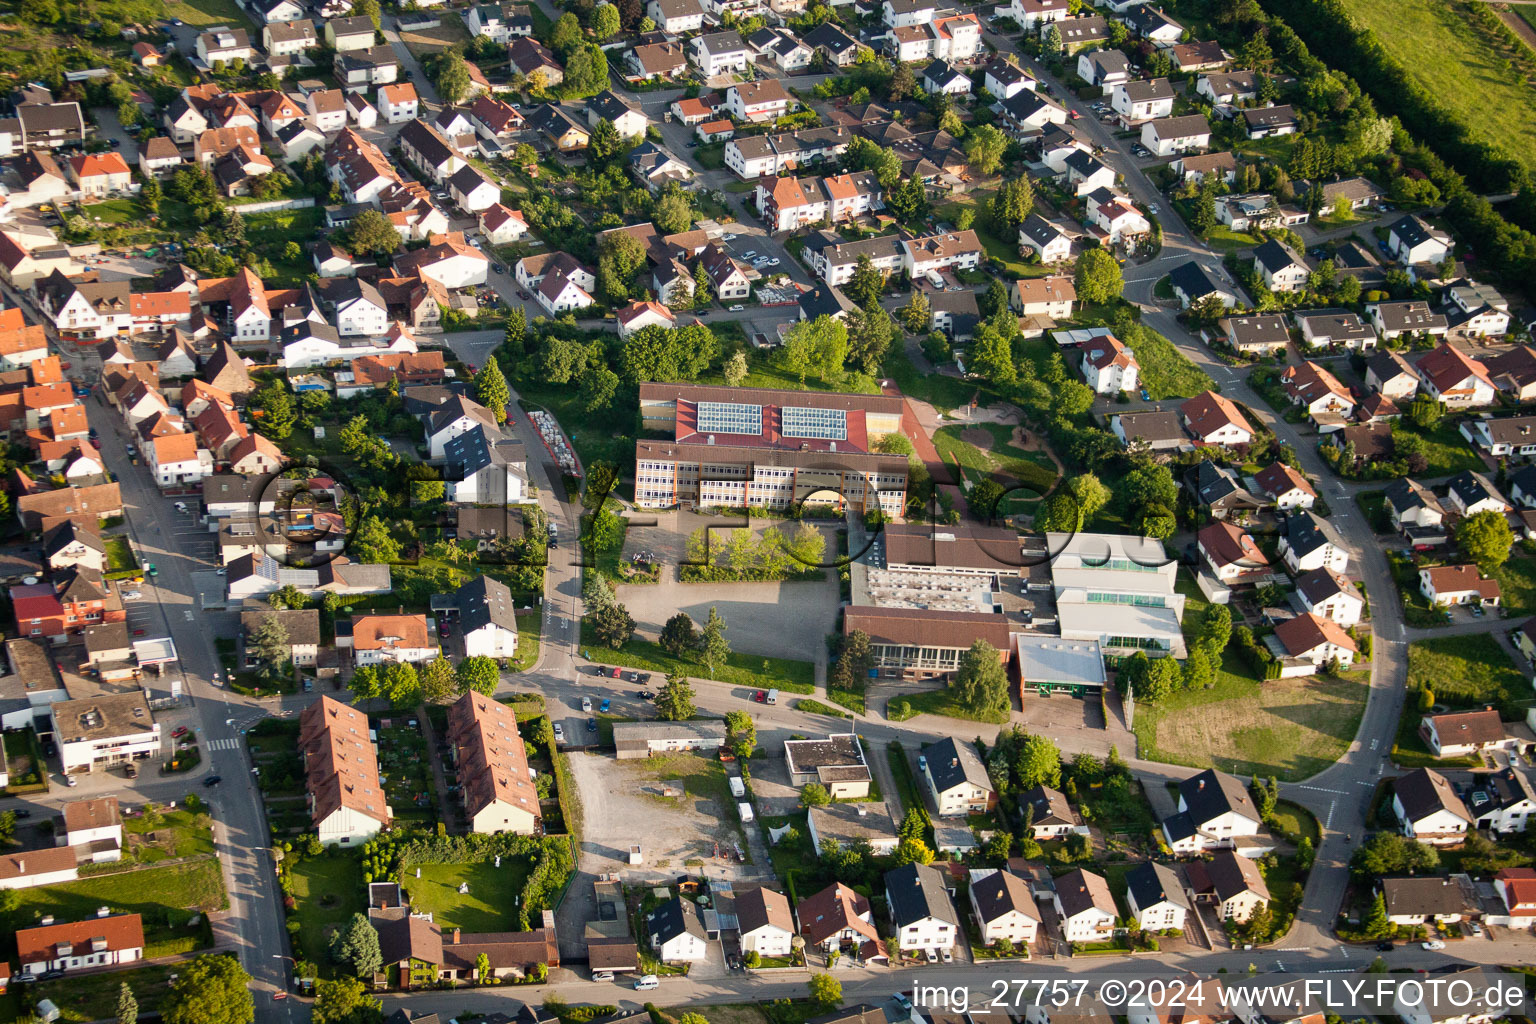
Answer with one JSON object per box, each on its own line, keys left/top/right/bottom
{"left": 781, "top": 406, "right": 847, "bottom": 440}
{"left": 695, "top": 401, "right": 762, "bottom": 435}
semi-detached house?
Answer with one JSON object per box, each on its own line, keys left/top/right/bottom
{"left": 300, "top": 695, "right": 390, "bottom": 846}
{"left": 885, "top": 863, "right": 959, "bottom": 952}
{"left": 1161, "top": 768, "right": 1264, "bottom": 855}
{"left": 756, "top": 171, "right": 882, "bottom": 233}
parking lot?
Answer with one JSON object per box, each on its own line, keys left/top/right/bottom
{"left": 168, "top": 503, "right": 218, "bottom": 564}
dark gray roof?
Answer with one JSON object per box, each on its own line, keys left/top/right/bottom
{"left": 921, "top": 736, "right": 991, "bottom": 796}
{"left": 1020, "top": 213, "right": 1067, "bottom": 247}
{"left": 646, "top": 896, "right": 706, "bottom": 945}
{"left": 1022, "top": 784, "right": 1074, "bottom": 826}
{"left": 240, "top": 608, "right": 322, "bottom": 648}
{"left": 1126, "top": 861, "right": 1190, "bottom": 913}
{"left": 1168, "top": 260, "right": 1224, "bottom": 301}
{"left": 454, "top": 574, "right": 518, "bottom": 634}
{"left": 1381, "top": 876, "right": 1469, "bottom": 918}
{"left": 1253, "top": 238, "right": 1305, "bottom": 275}
{"left": 1390, "top": 213, "right": 1443, "bottom": 249}
{"left": 398, "top": 118, "right": 457, "bottom": 168}
{"left": 1282, "top": 509, "right": 1342, "bottom": 558}
{"left": 798, "top": 284, "right": 856, "bottom": 320}
{"left": 43, "top": 520, "right": 106, "bottom": 558}
{"left": 884, "top": 862, "right": 958, "bottom": 928}
{"left": 970, "top": 868, "right": 1040, "bottom": 924}
{"left": 442, "top": 423, "right": 526, "bottom": 478}
{"left": 1177, "top": 768, "right": 1258, "bottom": 828}
{"left": 1393, "top": 767, "right": 1471, "bottom": 825}
{"left": 1189, "top": 461, "right": 1261, "bottom": 509}
{"left": 1241, "top": 104, "right": 1297, "bottom": 128}
{"left": 1446, "top": 469, "right": 1506, "bottom": 508}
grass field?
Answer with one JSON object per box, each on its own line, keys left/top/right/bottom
{"left": 104, "top": 534, "right": 138, "bottom": 571}
{"left": 1339, "top": 0, "right": 1536, "bottom": 171}
{"left": 1406, "top": 633, "right": 1526, "bottom": 711}
{"left": 883, "top": 345, "right": 983, "bottom": 413}
{"left": 932, "top": 422, "right": 1058, "bottom": 504}
{"left": 1399, "top": 420, "right": 1484, "bottom": 476}
{"left": 1135, "top": 574, "right": 1370, "bottom": 780}
{"left": 289, "top": 855, "right": 364, "bottom": 975}
{"left": 13, "top": 961, "right": 183, "bottom": 1024}
{"left": 1489, "top": 550, "right": 1536, "bottom": 617}
{"left": 578, "top": 622, "right": 815, "bottom": 692}
{"left": 402, "top": 859, "right": 533, "bottom": 932}
{"left": 124, "top": 808, "right": 216, "bottom": 862}
{"left": 12, "top": 859, "right": 225, "bottom": 956}
{"left": 889, "top": 685, "right": 1010, "bottom": 724}
{"left": 1127, "top": 323, "right": 1216, "bottom": 399}
{"left": 163, "top": 0, "right": 255, "bottom": 29}
{"left": 399, "top": 12, "right": 470, "bottom": 56}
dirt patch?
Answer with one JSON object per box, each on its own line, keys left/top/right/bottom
{"left": 399, "top": 13, "right": 469, "bottom": 56}
{"left": 960, "top": 427, "right": 994, "bottom": 449}
{"left": 1497, "top": 5, "right": 1536, "bottom": 48}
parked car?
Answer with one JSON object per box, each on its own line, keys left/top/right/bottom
{"left": 1422, "top": 941, "right": 1446, "bottom": 950}
{"left": 1376, "top": 942, "right": 1394, "bottom": 951}
{"left": 729, "top": 304, "right": 744, "bottom": 311}
{"left": 581, "top": 696, "right": 593, "bottom": 712}
{"left": 599, "top": 698, "right": 611, "bottom": 713}
{"left": 204, "top": 775, "right": 222, "bottom": 787}
{"left": 586, "top": 717, "right": 598, "bottom": 732}
{"left": 753, "top": 690, "right": 767, "bottom": 703}
{"left": 125, "top": 761, "right": 138, "bottom": 778}
{"left": 172, "top": 726, "right": 189, "bottom": 739}
{"left": 609, "top": 666, "right": 622, "bottom": 678}
{"left": 638, "top": 689, "right": 655, "bottom": 699}
{"left": 553, "top": 723, "right": 565, "bottom": 742}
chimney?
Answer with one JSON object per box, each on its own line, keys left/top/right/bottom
{"left": 1198, "top": 779, "right": 1205, "bottom": 791}
{"left": 951, "top": 757, "right": 959, "bottom": 768}
{"left": 453, "top": 928, "right": 461, "bottom": 944}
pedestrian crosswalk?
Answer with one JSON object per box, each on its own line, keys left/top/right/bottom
{"left": 205, "top": 737, "right": 241, "bottom": 751}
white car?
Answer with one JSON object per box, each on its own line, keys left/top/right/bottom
{"left": 173, "top": 502, "right": 189, "bottom": 513}
{"left": 121, "top": 590, "right": 142, "bottom": 600}
{"left": 722, "top": 233, "right": 736, "bottom": 240}
{"left": 470, "top": 238, "right": 483, "bottom": 249}
{"left": 1422, "top": 941, "right": 1446, "bottom": 950}
{"left": 742, "top": 250, "right": 757, "bottom": 259}
{"left": 767, "top": 258, "right": 780, "bottom": 266}
{"left": 553, "top": 723, "right": 565, "bottom": 743}
{"left": 728, "top": 304, "right": 745, "bottom": 311}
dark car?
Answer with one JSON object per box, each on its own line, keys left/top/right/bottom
{"left": 204, "top": 774, "right": 222, "bottom": 787}
{"left": 1376, "top": 941, "right": 1394, "bottom": 951}
{"left": 638, "top": 689, "right": 655, "bottom": 699}
{"left": 39, "top": 970, "right": 65, "bottom": 981}
{"left": 586, "top": 717, "right": 598, "bottom": 732}
{"left": 14, "top": 809, "right": 31, "bottom": 819}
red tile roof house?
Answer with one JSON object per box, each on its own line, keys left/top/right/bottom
{"left": 1420, "top": 707, "right": 1509, "bottom": 758}
{"left": 9, "top": 568, "right": 124, "bottom": 642}
{"left": 1419, "top": 564, "right": 1502, "bottom": 609}
{"left": 1196, "top": 521, "right": 1271, "bottom": 585}
{"left": 67, "top": 152, "right": 134, "bottom": 198}
{"left": 1180, "top": 390, "right": 1253, "bottom": 447}
{"left": 17, "top": 913, "right": 144, "bottom": 976}
{"left": 1493, "top": 868, "right": 1536, "bottom": 928}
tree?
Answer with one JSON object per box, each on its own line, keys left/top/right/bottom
{"left": 653, "top": 186, "right": 694, "bottom": 235}
{"left": 1042, "top": 21, "right": 1062, "bottom": 54}
{"left": 655, "top": 674, "right": 696, "bottom": 721}
{"left": 953, "top": 640, "right": 1009, "bottom": 719}
{"left": 901, "top": 290, "right": 932, "bottom": 334}
{"left": 846, "top": 254, "right": 885, "bottom": 308}
{"left": 117, "top": 984, "right": 138, "bottom": 1024}
{"left": 1457, "top": 509, "right": 1514, "bottom": 571}
{"left": 894, "top": 834, "right": 935, "bottom": 865}
{"left": 351, "top": 0, "right": 381, "bottom": 29}
{"left": 691, "top": 262, "right": 713, "bottom": 309}
{"left": 889, "top": 62, "right": 917, "bottom": 100}
{"left": 1350, "top": 831, "right": 1441, "bottom": 880}
{"left": 592, "top": 1, "right": 621, "bottom": 38}
{"left": 550, "top": 11, "right": 583, "bottom": 56}
{"left": 988, "top": 177, "right": 1034, "bottom": 234}
{"left": 967, "top": 323, "right": 1016, "bottom": 386}
{"left": 700, "top": 606, "right": 730, "bottom": 676}
{"left": 250, "top": 613, "right": 291, "bottom": 667}
{"left": 1067, "top": 473, "right": 1111, "bottom": 520}
{"left": 330, "top": 915, "right": 382, "bottom": 978}
{"left": 164, "top": 955, "right": 255, "bottom": 1024}
{"left": 1183, "top": 645, "right": 1215, "bottom": 690}
{"left": 588, "top": 117, "right": 623, "bottom": 164}
{"left": 350, "top": 515, "right": 401, "bottom": 563}
{"left": 476, "top": 356, "right": 510, "bottom": 422}
{"left": 1363, "top": 891, "right": 1391, "bottom": 939}
{"left": 312, "top": 977, "right": 381, "bottom": 1024}
{"left": 964, "top": 124, "right": 1009, "bottom": 175}
{"left": 1017, "top": 734, "right": 1062, "bottom": 789}
{"left": 383, "top": 661, "right": 421, "bottom": 710}
{"left": 456, "top": 656, "right": 500, "bottom": 697}
{"left": 1035, "top": 492, "right": 1081, "bottom": 532}
{"left": 1121, "top": 652, "right": 1181, "bottom": 703}
{"left": 345, "top": 208, "right": 402, "bottom": 256}
{"left": 475, "top": 952, "right": 493, "bottom": 984}
{"left": 1409, "top": 393, "right": 1443, "bottom": 429}
{"left": 1075, "top": 248, "right": 1124, "bottom": 304}
{"left": 590, "top": 601, "right": 635, "bottom": 648}
{"left": 140, "top": 177, "right": 161, "bottom": 215}
{"left": 886, "top": 175, "right": 929, "bottom": 223}
{"left": 580, "top": 363, "right": 620, "bottom": 413}
{"left": 504, "top": 306, "right": 527, "bottom": 355}
{"left": 808, "top": 973, "right": 843, "bottom": 1010}
{"left": 968, "top": 478, "right": 1006, "bottom": 521}
{"left": 418, "top": 656, "right": 456, "bottom": 705}
{"left": 801, "top": 782, "right": 831, "bottom": 807}
{"left": 436, "top": 52, "right": 472, "bottom": 104}
{"left": 832, "top": 629, "right": 874, "bottom": 692}
{"left": 723, "top": 351, "right": 748, "bottom": 387}
{"left": 980, "top": 278, "right": 1010, "bottom": 319}
{"left": 252, "top": 380, "right": 295, "bottom": 440}
{"left": 725, "top": 709, "right": 756, "bottom": 758}
{"left": 1201, "top": 604, "right": 1233, "bottom": 655}
{"left": 597, "top": 229, "right": 648, "bottom": 303}
{"left": 659, "top": 612, "right": 699, "bottom": 656}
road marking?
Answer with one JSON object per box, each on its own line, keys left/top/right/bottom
{"left": 206, "top": 737, "right": 241, "bottom": 751}
{"left": 1370, "top": 738, "right": 1379, "bottom": 750}
{"left": 1325, "top": 799, "right": 1336, "bottom": 828}
{"left": 1297, "top": 784, "right": 1347, "bottom": 794}
{"left": 185, "top": 611, "right": 195, "bottom": 621}
{"left": 1357, "top": 780, "right": 1375, "bottom": 787}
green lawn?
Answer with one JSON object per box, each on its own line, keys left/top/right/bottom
{"left": 1489, "top": 551, "right": 1536, "bottom": 618}
{"left": 579, "top": 622, "right": 815, "bottom": 692}
{"left": 932, "top": 422, "right": 1058, "bottom": 500}
{"left": 288, "top": 855, "right": 365, "bottom": 975}
{"left": 401, "top": 858, "right": 534, "bottom": 932}
{"left": 164, "top": 0, "right": 256, "bottom": 27}
{"left": 888, "top": 685, "right": 1010, "bottom": 725}
{"left": 1399, "top": 420, "right": 1484, "bottom": 476}
{"left": 12, "top": 859, "right": 225, "bottom": 956}
{"left": 511, "top": 608, "right": 542, "bottom": 672}
{"left": 1340, "top": 0, "right": 1536, "bottom": 171}
{"left": 1124, "top": 322, "right": 1215, "bottom": 400}
{"left": 123, "top": 808, "right": 215, "bottom": 862}
{"left": 1138, "top": 574, "right": 1369, "bottom": 780}
{"left": 1406, "top": 633, "right": 1526, "bottom": 713}
{"left": 1270, "top": 799, "right": 1321, "bottom": 845}
{"left": 13, "top": 961, "right": 184, "bottom": 1024}
{"left": 1200, "top": 223, "right": 1262, "bottom": 253}
{"left": 697, "top": 345, "right": 882, "bottom": 395}
{"left": 883, "top": 345, "right": 984, "bottom": 414}
{"left": 104, "top": 534, "right": 138, "bottom": 571}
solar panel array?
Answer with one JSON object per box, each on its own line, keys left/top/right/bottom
{"left": 696, "top": 401, "right": 763, "bottom": 435}
{"left": 781, "top": 406, "right": 848, "bottom": 440}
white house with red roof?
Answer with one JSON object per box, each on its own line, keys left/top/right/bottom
{"left": 393, "top": 232, "right": 490, "bottom": 289}
{"left": 1180, "top": 391, "right": 1253, "bottom": 447}
{"left": 66, "top": 152, "right": 133, "bottom": 198}
{"left": 379, "top": 82, "right": 418, "bottom": 124}
{"left": 150, "top": 432, "right": 213, "bottom": 490}
{"left": 1419, "top": 564, "right": 1502, "bottom": 608}
{"left": 1414, "top": 342, "right": 1495, "bottom": 408}
{"left": 478, "top": 204, "right": 528, "bottom": 245}
{"left": 1079, "top": 333, "right": 1137, "bottom": 394}
{"left": 616, "top": 300, "right": 676, "bottom": 340}
{"left": 1252, "top": 461, "right": 1316, "bottom": 509}
{"left": 1196, "top": 521, "right": 1270, "bottom": 584}
{"left": 1088, "top": 193, "right": 1150, "bottom": 247}
{"left": 1280, "top": 360, "right": 1355, "bottom": 420}
{"left": 1494, "top": 868, "right": 1536, "bottom": 929}
{"left": 1271, "top": 612, "right": 1357, "bottom": 672}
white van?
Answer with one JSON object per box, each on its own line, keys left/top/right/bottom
{"left": 728, "top": 776, "right": 745, "bottom": 799}
{"left": 765, "top": 689, "right": 778, "bottom": 705}
{"left": 634, "top": 975, "right": 660, "bottom": 991}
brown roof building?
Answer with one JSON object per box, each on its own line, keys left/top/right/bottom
{"left": 298, "top": 695, "right": 390, "bottom": 843}
{"left": 446, "top": 692, "right": 539, "bottom": 835}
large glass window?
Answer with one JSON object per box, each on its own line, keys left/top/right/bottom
{"left": 781, "top": 406, "right": 848, "bottom": 440}
{"left": 696, "top": 401, "right": 763, "bottom": 435}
